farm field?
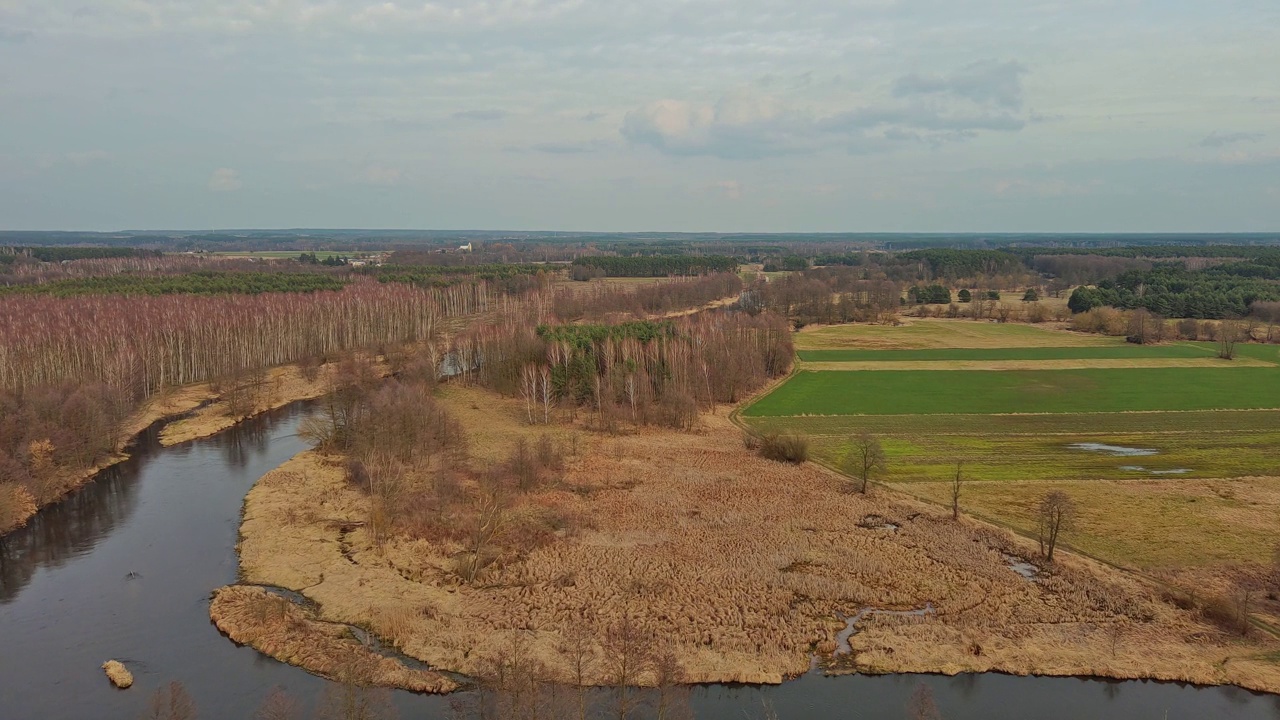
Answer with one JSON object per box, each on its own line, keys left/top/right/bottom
{"left": 743, "top": 319, "right": 1280, "bottom": 581}
{"left": 745, "top": 366, "right": 1280, "bottom": 416}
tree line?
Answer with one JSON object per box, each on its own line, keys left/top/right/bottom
{"left": 570, "top": 255, "right": 738, "bottom": 278}
{"left": 0, "top": 246, "right": 159, "bottom": 264}
{"left": 1068, "top": 265, "right": 1280, "bottom": 319}
{"left": 0, "top": 280, "right": 500, "bottom": 534}
{"left": 451, "top": 310, "right": 793, "bottom": 432}
{"left": 0, "top": 270, "right": 348, "bottom": 297}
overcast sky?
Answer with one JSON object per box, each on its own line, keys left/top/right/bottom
{"left": 1, "top": 1, "right": 1278, "bottom": 232}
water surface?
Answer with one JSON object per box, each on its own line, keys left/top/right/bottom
{"left": 2, "top": 404, "right": 1278, "bottom": 719}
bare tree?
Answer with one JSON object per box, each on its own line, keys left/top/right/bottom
{"left": 142, "top": 681, "right": 197, "bottom": 720}
{"left": 1234, "top": 585, "right": 1256, "bottom": 636}
{"left": 1219, "top": 319, "right": 1241, "bottom": 360}
{"left": 316, "top": 674, "right": 395, "bottom": 720}
{"left": 905, "top": 682, "right": 943, "bottom": 720}
{"left": 255, "top": 687, "right": 301, "bottom": 720}
{"left": 602, "top": 611, "right": 655, "bottom": 720}
{"left": 539, "top": 365, "right": 553, "bottom": 424}
{"left": 557, "top": 624, "right": 598, "bottom": 720}
{"left": 653, "top": 647, "right": 693, "bottom": 720}
{"left": 1126, "top": 309, "right": 1159, "bottom": 345}
{"left": 520, "top": 364, "right": 539, "bottom": 424}
{"left": 949, "top": 462, "right": 964, "bottom": 521}
{"left": 1037, "top": 490, "right": 1075, "bottom": 562}
{"left": 844, "top": 432, "right": 887, "bottom": 494}
{"left": 458, "top": 477, "right": 509, "bottom": 583}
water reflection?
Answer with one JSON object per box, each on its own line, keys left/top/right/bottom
{"left": 0, "top": 428, "right": 151, "bottom": 602}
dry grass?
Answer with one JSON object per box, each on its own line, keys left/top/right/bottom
{"left": 102, "top": 660, "right": 133, "bottom": 689}
{"left": 907, "top": 477, "right": 1280, "bottom": 571}
{"left": 159, "top": 363, "right": 372, "bottom": 446}
{"left": 796, "top": 319, "right": 1118, "bottom": 351}
{"left": 0, "top": 483, "right": 37, "bottom": 533}
{"left": 234, "top": 386, "right": 1280, "bottom": 692}
{"left": 795, "top": 357, "right": 1271, "bottom": 371}
{"left": 209, "top": 585, "right": 457, "bottom": 693}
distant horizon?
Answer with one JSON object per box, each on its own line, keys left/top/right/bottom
{"left": 4, "top": 229, "right": 1280, "bottom": 238}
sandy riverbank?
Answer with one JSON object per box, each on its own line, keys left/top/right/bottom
{"left": 227, "top": 384, "right": 1280, "bottom": 693}
{"left": 1, "top": 362, "right": 354, "bottom": 537}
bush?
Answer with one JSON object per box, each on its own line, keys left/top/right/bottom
{"left": 758, "top": 432, "right": 809, "bottom": 464}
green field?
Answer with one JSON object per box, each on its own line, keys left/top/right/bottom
{"left": 745, "top": 367, "right": 1280, "bottom": 416}
{"left": 743, "top": 320, "right": 1280, "bottom": 576}
{"left": 796, "top": 344, "right": 1220, "bottom": 362}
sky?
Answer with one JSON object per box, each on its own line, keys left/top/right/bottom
{"left": 1, "top": 0, "right": 1278, "bottom": 232}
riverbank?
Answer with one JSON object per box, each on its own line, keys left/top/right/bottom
{"left": 0, "top": 363, "right": 349, "bottom": 537}
{"left": 210, "top": 585, "right": 457, "bottom": 693}
{"left": 228, "top": 383, "right": 1280, "bottom": 694}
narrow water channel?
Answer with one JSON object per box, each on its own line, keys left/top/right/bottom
{"left": 1, "top": 403, "right": 1278, "bottom": 719}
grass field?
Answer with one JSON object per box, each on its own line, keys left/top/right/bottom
{"left": 746, "top": 367, "right": 1280, "bottom": 416}
{"left": 743, "top": 319, "right": 1280, "bottom": 581}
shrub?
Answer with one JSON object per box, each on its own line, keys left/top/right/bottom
{"left": 758, "top": 432, "right": 809, "bottom": 464}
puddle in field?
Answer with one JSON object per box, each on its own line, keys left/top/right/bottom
{"left": 1069, "top": 443, "right": 1158, "bottom": 457}
{"left": 1001, "top": 553, "right": 1041, "bottom": 580}
{"left": 1119, "top": 465, "right": 1193, "bottom": 476}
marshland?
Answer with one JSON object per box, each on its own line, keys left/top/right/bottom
{"left": 5, "top": 236, "right": 1280, "bottom": 719}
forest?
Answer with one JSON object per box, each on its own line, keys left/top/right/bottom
{"left": 570, "top": 254, "right": 739, "bottom": 278}
{"left": 0, "top": 270, "right": 348, "bottom": 296}
{"left": 1067, "top": 265, "right": 1280, "bottom": 318}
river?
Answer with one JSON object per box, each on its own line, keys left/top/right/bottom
{"left": 1, "top": 402, "right": 1277, "bottom": 719}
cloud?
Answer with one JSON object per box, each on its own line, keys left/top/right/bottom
{"left": 993, "top": 177, "right": 1102, "bottom": 198}
{"left": 715, "top": 180, "right": 743, "bottom": 200}
{"left": 1200, "top": 131, "right": 1264, "bottom": 147}
{"left": 36, "top": 150, "right": 112, "bottom": 170}
{"left": 580, "top": 111, "right": 606, "bottom": 122}
{"left": 621, "top": 93, "right": 821, "bottom": 159}
{"left": 623, "top": 66, "right": 1030, "bottom": 159}
{"left": 529, "top": 142, "right": 596, "bottom": 155}
{"left": 207, "top": 168, "right": 242, "bottom": 192}
{"left": 452, "top": 109, "right": 508, "bottom": 121}
{"left": 0, "top": 27, "right": 33, "bottom": 43}
{"left": 892, "top": 60, "right": 1028, "bottom": 109}
{"left": 357, "top": 165, "right": 402, "bottom": 186}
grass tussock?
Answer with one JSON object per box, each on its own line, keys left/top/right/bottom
{"left": 757, "top": 432, "right": 810, "bottom": 464}
{"left": 102, "top": 660, "right": 132, "bottom": 689}
{"left": 234, "top": 384, "right": 1280, "bottom": 692}
{"left": 209, "top": 585, "right": 457, "bottom": 693}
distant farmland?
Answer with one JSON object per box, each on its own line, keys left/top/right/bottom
{"left": 741, "top": 319, "right": 1280, "bottom": 581}
{"left": 744, "top": 366, "right": 1280, "bottom": 416}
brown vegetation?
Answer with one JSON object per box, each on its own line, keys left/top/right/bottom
{"left": 232, "top": 384, "right": 1280, "bottom": 694}
{"left": 210, "top": 585, "right": 458, "bottom": 693}
{"left": 757, "top": 432, "right": 810, "bottom": 464}
{"left": 102, "top": 660, "right": 133, "bottom": 689}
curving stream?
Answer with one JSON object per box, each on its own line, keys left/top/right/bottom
{"left": 2, "top": 403, "right": 1279, "bottom": 719}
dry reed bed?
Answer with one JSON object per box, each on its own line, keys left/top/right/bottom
{"left": 235, "top": 388, "right": 1280, "bottom": 692}
{"left": 158, "top": 363, "right": 371, "bottom": 446}
{"left": 209, "top": 585, "right": 457, "bottom": 693}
